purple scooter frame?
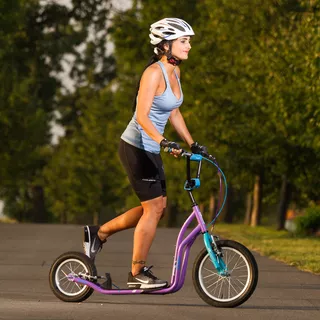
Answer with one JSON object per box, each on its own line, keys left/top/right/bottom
{"left": 50, "top": 152, "right": 258, "bottom": 307}
{"left": 70, "top": 205, "right": 206, "bottom": 295}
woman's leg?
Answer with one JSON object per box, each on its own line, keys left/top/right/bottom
{"left": 98, "top": 205, "right": 144, "bottom": 240}
{"left": 131, "top": 196, "right": 166, "bottom": 276}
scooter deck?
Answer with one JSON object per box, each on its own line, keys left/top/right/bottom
{"left": 97, "top": 283, "right": 168, "bottom": 292}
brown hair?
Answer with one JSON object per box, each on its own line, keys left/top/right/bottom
{"left": 131, "top": 41, "right": 171, "bottom": 111}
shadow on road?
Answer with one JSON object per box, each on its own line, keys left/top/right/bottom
{"left": 87, "top": 300, "right": 319, "bottom": 311}
{"left": 241, "top": 305, "right": 319, "bottom": 311}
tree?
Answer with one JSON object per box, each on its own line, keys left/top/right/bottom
{"left": 44, "top": 87, "right": 124, "bottom": 224}
{"left": 0, "top": 0, "right": 57, "bottom": 221}
{"left": 0, "top": 0, "right": 115, "bottom": 222}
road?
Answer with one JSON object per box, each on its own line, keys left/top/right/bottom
{"left": 0, "top": 223, "right": 319, "bottom": 320}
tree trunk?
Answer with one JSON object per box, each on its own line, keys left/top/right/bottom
{"left": 244, "top": 192, "right": 252, "bottom": 225}
{"left": 209, "top": 193, "right": 216, "bottom": 222}
{"left": 277, "top": 175, "right": 291, "bottom": 230}
{"left": 60, "top": 211, "right": 67, "bottom": 224}
{"left": 222, "top": 184, "right": 234, "bottom": 223}
{"left": 250, "top": 174, "right": 263, "bottom": 227}
{"left": 31, "top": 185, "right": 47, "bottom": 223}
{"left": 93, "top": 211, "right": 99, "bottom": 225}
{"left": 199, "top": 202, "right": 205, "bottom": 220}
{"left": 166, "top": 202, "right": 178, "bottom": 227}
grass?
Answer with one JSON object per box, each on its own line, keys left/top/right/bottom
{"left": 212, "top": 223, "right": 320, "bottom": 275}
{"left": 0, "top": 217, "right": 17, "bottom": 224}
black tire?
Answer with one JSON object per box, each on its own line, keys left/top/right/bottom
{"left": 49, "top": 251, "right": 97, "bottom": 302}
{"left": 192, "top": 240, "right": 258, "bottom": 308}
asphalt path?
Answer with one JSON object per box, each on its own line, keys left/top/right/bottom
{"left": 0, "top": 223, "right": 319, "bottom": 320}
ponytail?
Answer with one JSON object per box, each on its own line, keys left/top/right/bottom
{"left": 131, "top": 41, "right": 171, "bottom": 112}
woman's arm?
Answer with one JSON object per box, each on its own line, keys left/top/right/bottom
{"left": 136, "top": 65, "right": 165, "bottom": 144}
{"left": 169, "top": 108, "right": 194, "bottom": 147}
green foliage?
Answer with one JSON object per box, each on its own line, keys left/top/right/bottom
{"left": 295, "top": 206, "right": 320, "bottom": 236}
{"left": 1, "top": 0, "right": 320, "bottom": 226}
{"left": 42, "top": 0, "right": 119, "bottom": 224}
{"left": 0, "top": 0, "right": 57, "bottom": 221}
{"left": 97, "top": 0, "right": 320, "bottom": 222}
{"left": 44, "top": 87, "right": 124, "bottom": 224}
{"left": 0, "top": 0, "right": 115, "bottom": 222}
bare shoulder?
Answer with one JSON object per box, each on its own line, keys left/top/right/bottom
{"left": 141, "top": 63, "right": 162, "bottom": 83}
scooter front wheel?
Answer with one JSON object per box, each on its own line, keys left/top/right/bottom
{"left": 192, "top": 240, "right": 258, "bottom": 308}
{"left": 49, "top": 251, "right": 97, "bottom": 302}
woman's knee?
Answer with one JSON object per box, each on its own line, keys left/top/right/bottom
{"left": 160, "top": 196, "right": 167, "bottom": 220}
{"left": 141, "top": 196, "right": 166, "bottom": 219}
{"left": 160, "top": 207, "right": 166, "bottom": 220}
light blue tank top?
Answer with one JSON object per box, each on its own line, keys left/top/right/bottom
{"left": 121, "top": 61, "right": 183, "bottom": 154}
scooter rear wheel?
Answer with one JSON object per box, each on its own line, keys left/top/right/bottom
{"left": 49, "top": 251, "right": 97, "bottom": 302}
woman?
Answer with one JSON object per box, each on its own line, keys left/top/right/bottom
{"left": 83, "top": 18, "right": 207, "bottom": 290}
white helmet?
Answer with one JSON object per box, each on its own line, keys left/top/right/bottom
{"left": 149, "top": 18, "right": 195, "bottom": 45}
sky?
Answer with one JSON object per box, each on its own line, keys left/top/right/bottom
{"left": 41, "top": 0, "right": 131, "bottom": 10}
{"left": 49, "top": 0, "right": 132, "bottom": 144}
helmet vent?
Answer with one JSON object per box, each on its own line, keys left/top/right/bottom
{"left": 167, "top": 23, "right": 185, "bottom": 32}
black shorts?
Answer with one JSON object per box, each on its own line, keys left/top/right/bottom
{"left": 118, "top": 139, "right": 166, "bottom": 202}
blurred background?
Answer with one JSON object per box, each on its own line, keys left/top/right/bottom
{"left": 0, "top": 0, "right": 319, "bottom": 236}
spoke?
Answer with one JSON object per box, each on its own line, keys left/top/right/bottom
{"left": 60, "top": 270, "right": 69, "bottom": 280}
{"left": 203, "top": 267, "right": 218, "bottom": 276}
{"left": 228, "top": 278, "right": 240, "bottom": 295}
{"left": 65, "top": 280, "right": 72, "bottom": 291}
{"left": 225, "top": 250, "right": 237, "bottom": 267}
{"left": 203, "top": 273, "right": 219, "bottom": 279}
{"left": 230, "top": 255, "right": 242, "bottom": 271}
{"left": 67, "top": 262, "right": 76, "bottom": 273}
{"left": 61, "top": 269, "right": 69, "bottom": 277}
{"left": 66, "top": 263, "right": 73, "bottom": 273}
{"left": 211, "top": 277, "right": 225, "bottom": 296}
{"left": 232, "top": 263, "right": 247, "bottom": 271}
{"left": 218, "top": 277, "right": 224, "bottom": 298}
{"left": 74, "top": 282, "right": 82, "bottom": 291}
{"left": 236, "top": 278, "right": 246, "bottom": 286}
{"left": 72, "top": 263, "right": 81, "bottom": 274}
{"left": 203, "top": 266, "right": 216, "bottom": 273}
{"left": 59, "top": 277, "right": 70, "bottom": 287}
{"left": 231, "top": 278, "right": 244, "bottom": 291}
{"left": 206, "top": 276, "right": 225, "bottom": 289}
{"left": 204, "top": 276, "right": 220, "bottom": 285}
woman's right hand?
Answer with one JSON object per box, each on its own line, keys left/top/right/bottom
{"left": 160, "top": 139, "right": 182, "bottom": 157}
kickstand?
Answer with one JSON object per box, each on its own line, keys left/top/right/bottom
{"left": 100, "top": 273, "right": 112, "bottom": 290}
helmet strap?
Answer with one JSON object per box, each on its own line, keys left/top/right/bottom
{"left": 165, "top": 41, "right": 181, "bottom": 66}
{"left": 166, "top": 54, "right": 181, "bottom": 66}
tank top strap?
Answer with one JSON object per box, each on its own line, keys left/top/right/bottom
{"left": 173, "top": 68, "right": 180, "bottom": 82}
{"left": 157, "top": 61, "right": 170, "bottom": 87}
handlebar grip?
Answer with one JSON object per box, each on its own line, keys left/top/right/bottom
{"left": 181, "top": 150, "right": 215, "bottom": 161}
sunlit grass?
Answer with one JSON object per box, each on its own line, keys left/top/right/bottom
{"left": 0, "top": 217, "right": 17, "bottom": 224}
{"left": 213, "top": 223, "right": 320, "bottom": 275}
